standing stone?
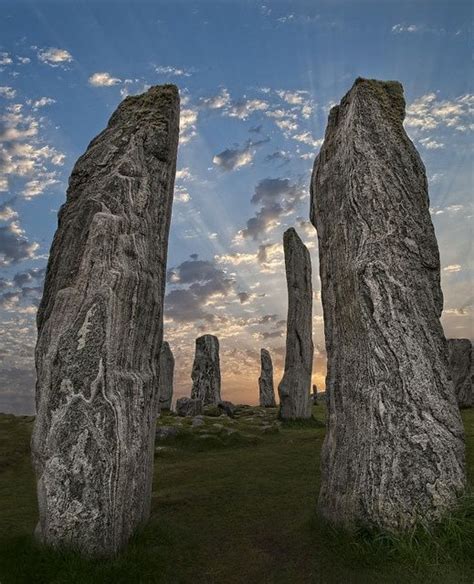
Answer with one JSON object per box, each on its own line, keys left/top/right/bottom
{"left": 311, "top": 78, "right": 465, "bottom": 531}
{"left": 31, "top": 85, "right": 180, "bottom": 555}
{"left": 259, "top": 348, "right": 276, "bottom": 407}
{"left": 278, "top": 228, "right": 313, "bottom": 419}
{"left": 158, "top": 341, "right": 174, "bottom": 411}
{"left": 447, "top": 339, "right": 473, "bottom": 408}
{"left": 191, "top": 335, "right": 221, "bottom": 405}
{"left": 312, "top": 384, "right": 318, "bottom": 404}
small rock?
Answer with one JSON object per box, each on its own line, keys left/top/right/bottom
{"left": 176, "top": 397, "right": 203, "bottom": 417}
{"left": 191, "top": 418, "right": 205, "bottom": 428}
{"left": 155, "top": 426, "right": 180, "bottom": 441}
{"left": 218, "top": 400, "right": 236, "bottom": 417}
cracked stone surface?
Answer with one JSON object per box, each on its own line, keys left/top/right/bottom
{"left": 278, "top": 228, "right": 313, "bottom": 420}
{"left": 191, "top": 335, "right": 221, "bottom": 405}
{"left": 310, "top": 77, "right": 465, "bottom": 531}
{"left": 259, "top": 348, "right": 276, "bottom": 407}
{"left": 31, "top": 85, "right": 180, "bottom": 555}
{"left": 447, "top": 338, "right": 473, "bottom": 409}
{"left": 158, "top": 341, "right": 174, "bottom": 411}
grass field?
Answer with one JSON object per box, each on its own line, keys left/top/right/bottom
{"left": 0, "top": 405, "right": 473, "bottom": 584}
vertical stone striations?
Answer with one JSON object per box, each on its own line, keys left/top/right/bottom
{"left": 448, "top": 338, "right": 473, "bottom": 409}
{"left": 259, "top": 348, "right": 276, "bottom": 407}
{"left": 278, "top": 228, "right": 313, "bottom": 419}
{"left": 310, "top": 77, "right": 465, "bottom": 530}
{"left": 158, "top": 341, "right": 174, "bottom": 411}
{"left": 191, "top": 334, "right": 221, "bottom": 405}
{"left": 32, "top": 85, "right": 180, "bottom": 555}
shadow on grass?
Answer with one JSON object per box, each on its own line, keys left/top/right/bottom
{"left": 0, "top": 519, "right": 203, "bottom": 584}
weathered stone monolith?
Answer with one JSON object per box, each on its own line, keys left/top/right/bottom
{"left": 259, "top": 348, "right": 276, "bottom": 407}
{"left": 191, "top": 334, "right": 221, "bottom": 405}
{"left": 312, "top": 384, "right": 318, "bottom": 404}
{"left": 311, "top": 77, "right": 465, "bottom": 531}
{"left": 278, "top": 228, "right": 313, "bottom": 419}
{"left": 158, "top": 341, "right": 174, "bottom": 411}
{"left": 448, "top": 338, "right": 473, "bottom": 408}
{"left": 31, "top": 85, "right": 180, "bottom": 555}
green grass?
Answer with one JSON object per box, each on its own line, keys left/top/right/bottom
{"left": 0, "top": 407, "right": 473, "bottom": 584}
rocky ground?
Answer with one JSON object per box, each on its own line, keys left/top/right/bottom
{"left": 0, "top": 405, "right": 472, "bottom": 584}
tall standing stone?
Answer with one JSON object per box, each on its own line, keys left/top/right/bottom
{"left": 447, "top": 338, "right": 473, "bottom": 408}
{"left": 191, "top": 334, "right": 221, "bottom": 405}
{"left": 278, "top": 228, "right": 313, "bottom": 419}
{"left": 158, "top": 341, "right": 174, "bottom": 411}
{"left": 259, "top": 348, "right": 276, "bottom": 407}
{"left": 311, "top": 77, "right": 465, "bottom": 530}
{"left": 31, "top": 85, "right": 180, "bottom": 555}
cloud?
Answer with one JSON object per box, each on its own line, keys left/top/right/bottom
{"left": 174, "top": 186, "right": 191, "bottom": 203}
{"left": 276, "top": 90, "right": 309, "bottom": 106}
{"left": 213, "top": 143, "right": 254, "bottom": 172}
{"left": 443, "top": 264, "right": 462, "bottom": 273}
{"left": 215, "top": 252, "right": 258, "bottom": 266}
{"left": 0, "top": 109, "right": 65, "bottom": 198}
{"left": 179, "top": 105, "right": 198, "bottom": 145}
{"left": 155, "top": 65, "right": 192, "bottom": 77}
{"left": 165, "top": 257, "right": 236, "bottom": 322}
{"left": 405, "top": 93, "right": 473, "bottom": 132}
{"left": 0, "top": 52, "right": 12, "bottom": 66}
{"left": 264, "top": 150, "right": 290, "bottom": 166}
{"left": 27, "top": 97, "right": 56, "bottom": 110}
{"left": 23, "top": 173, "right": 59, "bottom": 199}
{"left": 37, "top": 47, "right": 73, "bottom": 67}
{"left": 419, "top": 137, "right": 444, "bottom": 150}
{"left": 0, "top": 220, "right": 39, "bottom": 266}
{"left": 212, "top": 136, "right": 268, "bottom": 173}
{"left": 12, "top": 266, "right": 46, "bottom": 288}
{"left": 239, "top": 177, "right": 306, "bottom": 240}
{"left": 0, "top": 87, "right": 16, "bottom": 99}
{"left": 201, "top": 88, "right": 231, "bottom": 110}
{"left": 88, "top": 72, "right": 121, "bottom": 87}
{"left": 391, "top": 24, "right": 445, "bottom": 35}
{"left": 228, "top": 98, "right": 269, "bottom": 120}
{"left": 0, "top": 204, "right": 18, "bottom": 221}
{"left": 391, "top": 24, "right": 421, "bottom": 33}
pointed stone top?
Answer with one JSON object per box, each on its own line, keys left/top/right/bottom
{"left": 326, "top": 77, "right": 406, "bottom": 134}
{"left": 107, "top": 84, "right": 179, "bottom": 129}
{"left": 283, "top": 226, "right": 304, "bottom": 245}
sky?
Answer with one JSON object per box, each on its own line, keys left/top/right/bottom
{"left": 0, "top": 0, "right": 472, "bottom": 414}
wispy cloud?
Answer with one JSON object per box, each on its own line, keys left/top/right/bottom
{"left": 0, "top": 87, "right": 17, "bottom": 99}
{"left": 88, "top": 72, "right": 121, "bottom": 86}
{"left": 154, "top": 65, "right": 193, "bottom": 77}
{"left": 37, "top": 47, "right": 73, "bottom": 67}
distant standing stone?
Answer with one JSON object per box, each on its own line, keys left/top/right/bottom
{"left": 176, "top": 397, "right": 203, "bottom": 417}
{"left": 311, "top": 77, "right": 465, "bottom": 531}
{"left": 447, "top": 339, "right": 473, "bottom": 408}
{"left": 259, "top": 348, "right": 276, "bottom": 407}
{"left": 312, "top": 384, "right": 318, "bottom": 404}
{"left": 278, "top": 228, "right": 313, "bottom": 419}
{"left": 31, "top": 85, "right": 180, "bottom": 555}
{"left": 191, "top": 335, "right": 221, "bottom": 405}
{"left": 158, "top": 341, "right": 174, "bottom": 411}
